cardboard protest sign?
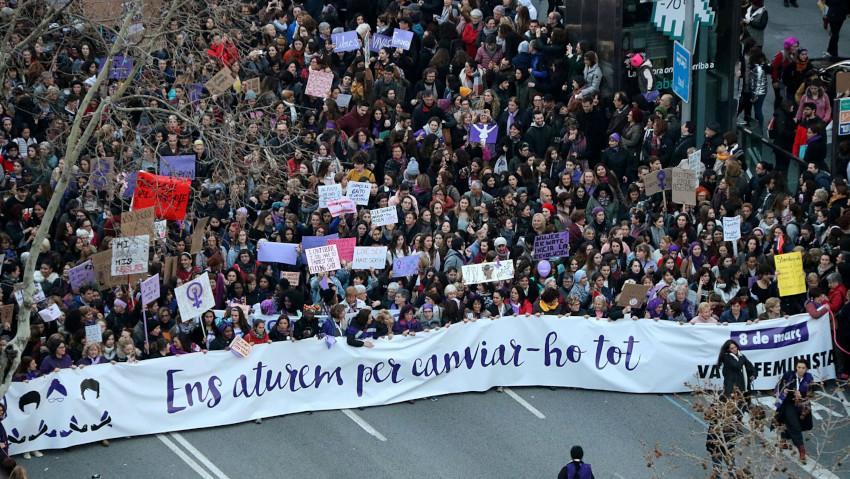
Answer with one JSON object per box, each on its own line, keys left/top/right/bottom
{"left": 133, "top": 171, "right": 191, "bottom": 221}
{"left": 305, "top": 245, "right": 342, "bottom": 274}
{"left": 205, "top": 67, "right": 237, "bottom": 96}
{"left": 175, "top": 276, "right": 216, "bottom": 319}
{"left": 85, "top": 324, "right": 102, "bottom": 344}
{"left": 141, "top": 273, "right": 160, "bottom": 305}
{"left": 91, "top": 250, "right": 116, "bottom": 289}
{"left": 670, "top": 168, "right": 696, "bottom": 205}
{"left": 327, "top": 197, "right": 357, "bottom": 217}
{"left": 533, "top": 232, "right": 569, "bottom": 259}
{"left": 471, "top": 124, "right": 498, "bottom": 144}
{"left": 38, "top": 304, "right": 62, "bottom": 322}
{"left": 159, "top": 155, "right": 196, "bottom": 179}
{"left": 776, "top": 251, "right": 806, "bottom": 296}
{"left": 111, "top": 235, "right": 149, "bottom": 276}
{"left": 347, "top": 181, "right": 371, "bottom": 205}
{"left": 642, "top": 168, "right": 672, "bottom": 195}
{"left": 301, "top": 234, "right": 339, "bottom": 264}
{"left": 305, "top": 69, "right": 334, "bottom": 98}
{"left": 370, "top": 33, "right": 393, "bottom": 52}
{"left": 332, "top": 31, "right": 360, "bottom": 52}
{"left": 318, "top": 183, "right": 343, "bottom": 209}
{"left": 352, "top": 246, "right": 387, "bottom": 270}
{"left": 392, "top": 254, "right": 420, "bottom": 278}
{"left": 617, "top": 283, "right": 652, "bottom": 307}
{"left": 90, "top": 157, "right": 115, "bottom": 190}
{"left": 14, "top": 283, "right": 45, "bottom": 307}
{"left": 722, "top": 216, "right": 741, "bottom": 242}
{"left": 0, "top": 304, "right": 14, "bottom": 324}
{"left": 327, "top": 238, "right": 356, "bottom": 263}
{"left": 162, "top": 256, "right": 178, "bottom": 285}
{"left": 68, "top": 260, "right": 96, "bottom": 289}
{"left": 391, "top": 30, "right": 413, "bottom": 50}
{"left": 121, "top": 206, "right": 156, "bottom": 237}
{"left": 230, "top": 336, "right": 253, "bottom": 358}
{"left": 242, "top": 76, "right": 260, "bottom": 94}
{"left": 257, "top": 241, "right": 298, "bottom": 265}
{"left": 189, "top": 217, "right": 211, "bottom": 254}
{"left": 462, "top": 260, "right": 515, "bottom": 285}
{"left": 371, "top": 206, "right": 398, "bottom": 227}
{"left": 280, "top": 271, "right": 300, "bottom": 286}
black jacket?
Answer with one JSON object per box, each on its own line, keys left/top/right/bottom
{"left": 720, "top": 352, "right": 756, "bottom": 398}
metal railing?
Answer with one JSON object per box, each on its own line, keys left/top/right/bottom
{"left": 737, "top": 124, "right": 805, "bottom": 193}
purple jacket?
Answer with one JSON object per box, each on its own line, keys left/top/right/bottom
{"left": 39, "top": 354, "right": 72, "bottom": 374}
{"left": 392, "top": 318, "right": 423, "bottom": 334}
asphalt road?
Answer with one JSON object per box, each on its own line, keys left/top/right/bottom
{"left": 19, "top": 383, "right": 850, "bottom": 479}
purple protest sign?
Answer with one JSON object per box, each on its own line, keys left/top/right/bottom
{"left": 332, "top": 31, "right": 360, "bottom": 52}
{"left": 731, "top": 322, "right": 809, "bottom": 351}
{"left": 370, "top": 34, "right": 393, "bottom": 52}
{"left": 123, "top": 171, "right": 138, "bottom": 198}
{"left": 533, "top": 231, "right": 569, "bottom": 260}
{"left": 301, "top": 234, "right": 339, "bottom": 264}
{"left": 257, "top": 242, "right": 298, "bottom": 265}
{"left": 68, "top": 260, "right": 95, "bottom": 289}
{"left": 188, "top": 84, "right": 204, "bottom": 103}
{"left": 159, "top": 155, "right": 196, "bottom": 179}
{"left": 471, "top": 124, "right": 499, "bottom": 144}
{"left": 98, "top": 56, "right": 134, "bottom": 80}
{"left": 141, "top": 273, "right": 161, "bottom": 305}
{"left": 392, "top": 254, "right": 420, "bottom": 278}
{"left": 391, "top": 30, "right": 414, "bottom": 50}
{"left": 90, "top": 157, "right": 114, "bottom": 190}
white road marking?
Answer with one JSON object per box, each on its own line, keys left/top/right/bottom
{"left": 816, "top": 391, "right": 850, "bottom": 416}
{"left": 157, "top": 433, "right": 216, "bottom": 479}
{"left": 755, "top": 424, "right": 841, "bottom": 479}
{"left": 342, "top": 409, "right": 387, "bottom": 441}
{"left": 503, "top": 388, "right": 546, "bottom": 418}
{"left": 169, "top": 432, "right": 232, "bottom": 479}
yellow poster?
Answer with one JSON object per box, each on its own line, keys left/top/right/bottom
{"left": 776, "top": 251, "right": 806, "bottom": 296}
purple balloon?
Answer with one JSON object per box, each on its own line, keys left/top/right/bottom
{"left": 537, "top": 260, "right": 551, "bottom": 278}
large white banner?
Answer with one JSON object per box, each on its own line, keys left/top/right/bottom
{"left": 2, "top": 315, "right": 833, "bottom": 453}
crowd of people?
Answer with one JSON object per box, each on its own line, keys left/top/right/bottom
{"left": 0, "top": 0, "right": 848, "bottom": 470}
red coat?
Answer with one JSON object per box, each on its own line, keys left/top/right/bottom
{"left": 828, "top": 285, "right": 847, "bottom": 313}
{"left": 461, "top": 23, "right": 483, "bottom": 57}
{"left": 244, "top": 331, "right": 271, "bottom": 345}
{"left": 207, "top": 41, "right": 240, "bottom": 67}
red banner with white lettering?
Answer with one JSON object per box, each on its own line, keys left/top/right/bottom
{"left": 132, "top": 171, "right": 190, "bottom": 221}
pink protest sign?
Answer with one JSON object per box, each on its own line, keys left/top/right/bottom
{"left": 328, "top": 238, "right": 356, "bottom": 263}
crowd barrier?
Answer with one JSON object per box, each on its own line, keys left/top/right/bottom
{"left": 2, "top": 314, "right": 833, "bottom": 453}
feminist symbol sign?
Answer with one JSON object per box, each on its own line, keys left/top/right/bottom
{"left": 657, "top": 170, "right": 667, "bottom": 189}
{"left": 175, "top": 278, "right": 215, "bottom": 319}
{"left": 186, "top": 282, "right": 204, "bottom": 308}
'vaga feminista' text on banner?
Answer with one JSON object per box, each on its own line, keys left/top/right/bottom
{"left": 2, "top": 315, "right": 833, "bottom": 453}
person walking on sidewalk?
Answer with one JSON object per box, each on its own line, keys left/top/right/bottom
{"left": 823, "top": 0, "right": 849, "bottom": 59}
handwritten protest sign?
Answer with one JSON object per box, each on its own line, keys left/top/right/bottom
{"left": 723, "top": 216, "right": 741, "bottom": 242}
{"left": 617, "top": 283, "right": 652, "bottom": 307}
{"left": 205, "top": 67, "right": 237, "bottom": 96}
{"left": 327, "top": 238, "right": 356, "bottom": 263}
{"left": 175, "top": 276, "right": 216, "bottom": 319}
{"left": 257, "top": 241, "right": 298, "bottom": 265}
{"left": 111, "top": 235, "right": 149, "bottom": 276}
{"left": 230, "top": 336, "right": 253, "bottom": 358}
{"left": 391, "top": 30, "right": 413, "bottom": 50}
{"left": 190, "top": 217, "right": 210, "bottom": 254}
{"left": 38, "top": 304, "right": 62, "bottom": 322}
{"left": 347, "top": 181, "right": 371, "bottom": 205}
{"left": 68, "top": 260, "right": 96, "bottom": 289}
{"left": 133, "top": 171, "right": 191, "bottom": 221}
{"left": 91, "top": 250, "right": 116, "bottom": 289}
{"left": 642, "top": 168, "right": 672, "bottom": 195}
{"left": 318, "top": 183, "right": 343, "bottom": 209}
{"left": 280, "top": 271, "right": 300, "bottom": 286}
{"left": 141, "top": 273, "right": 160, "bottom": 305}
{"left": 242, "top": 77, "right": 260, "bottom": 94}
{"left": 121, "top": 206, "right": 155, "bottom": 237}
{"left": 688, "top": 150, "right": 702, "bottom": 188}
{"left": 336, "top": 94, "right": 352, "bottom": 108}
{"left": 305, "top": 245, "right": 341, "bottom": 274}
{"left": 159, "top": 155, "right": 196, "bottom": 179}
{"left": 98, "top": 55, "right": 134, "bottom": 79}
{"left": 471, "top": 124, "right": 498, "bottom": 144}
{"left": 85, "top": 324, "right": 102, "bottom": 344}
{"left": 305, "top": 70, "right": 334, "bottom": 98}
{"left": 301, "top": 234, "right": 338, "bottom": 264}
{"left": 776, "top": 251, "right": 806, "bottom": 296}
{"left": 0, "top": 305, "right": 13, "bottom": 324}
{"left": 392, "top": 254, "right": 420, "bottom": 277}
{"left": 462, "top": 260, "right": 515, "bottom": 285}
{"left": 332, "top": 31, "right": 360, "bottom": 52}
{"left": 371, "top": 206, "right": 398, "bottom": 227}
{"left": 327, "top": 197, "right": 357, "bottom": 217}
{"left": 90, "top": 157, "right": 115, "bottom": 189}
{"left": 352, "top": 246, "right": 387, "bottom": 270}
{"left": 533, "top": 232, "right": 569, "bottom": 259}
{"left": 670, "top": 167, "right": 696, "bottom": 205}
{"left": 370, "top": 33, "right": 393, "bottom": 52}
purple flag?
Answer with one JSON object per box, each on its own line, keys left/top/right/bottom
{"left": 471, "top": 124, "right": 499, "bottom": 144}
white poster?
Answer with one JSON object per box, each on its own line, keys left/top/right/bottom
{"left": 175, "top": 277, "right": 216, "bottom": 320}
{"left": 305, "top": 244, "right": 341, "bottom": 274}
{"left": 723, "top": 216, "right": 742, "bottom": 242}
{"left": 352, "top": 246, "right": 388, "bottom": 270}
{"left": 347, "top": 181, "right": 372, "bottom": 206}
{"left": 371, "top": 206, "right": 398, "bottom": 227}
{"left": 318, "top": 184, "right": 343, "bottom": 209}
{"left": 111, "top": 235, "right": 149, "bottom": 276}
{"left": 0, "top": 315, "right": 832, "bottom": 454}
{"left": 462, "top": 260, "right": 515, "bottom": 285}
